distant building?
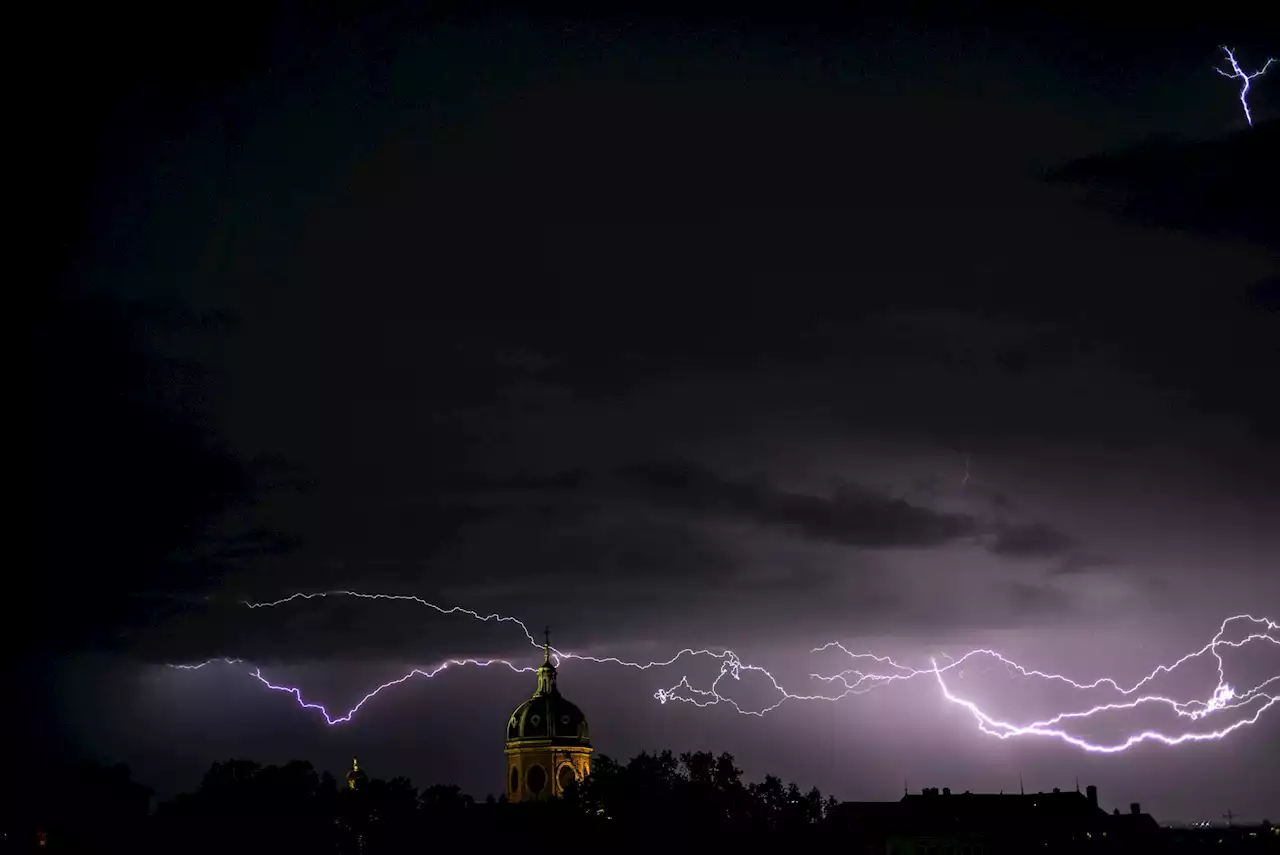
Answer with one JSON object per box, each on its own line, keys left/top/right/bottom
{"left": 504, "top": 628, "right": 593, "bottom": 802}
{"left": 1107, "top": 800, "right": 1162, "bottom": 847}
{"left": 833, "top": 783, "right": 1161, "bottom": 854}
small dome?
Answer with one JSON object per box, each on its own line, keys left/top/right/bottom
{"left": 507, "top": 692, "right": 591, "bottom": 746}
{"left": 346, "top": 758, "right": 368, "bottom": 789}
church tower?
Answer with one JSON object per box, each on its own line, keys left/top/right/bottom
{"left": 346, "top": 757, "right": 367, "bottom": 790}
{"left": 504, "top": 628, "right": 593, "bottom": 802}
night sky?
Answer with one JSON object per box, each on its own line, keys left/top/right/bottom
{"left": 31, "top": 5, "right": 1278, "bottom": 824}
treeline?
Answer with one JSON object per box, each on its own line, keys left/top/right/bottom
{"left": 12, "top": 750, "right": 840, "bottom": 853}
{"left": 571, "top": 749, "right": 839, "bottom": 832}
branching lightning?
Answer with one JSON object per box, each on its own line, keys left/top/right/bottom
{"left": 175, "top": 591, "right": 1280, "bottom": 754}
{"left": 1215, "top": 46, "right": 1275, "bottom": 127}
{"left": 250, "top": 659, "right": 538, "bottom": 725}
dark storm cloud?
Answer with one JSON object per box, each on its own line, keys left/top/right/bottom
{"left": 103, "top": 47, "right": 1277, "bottom": 665}
{"left": 1003, "top": 580, "right": 1067, "bottom": 616}
{"left": 985, "top": 521, "right": 1075, "bottom": 559}
{"left": 1048, "top": 119, "right": 1278, "bottom": 248}
{"left": 1048, "top": 120, "right": 1279, "bottom": 448}
{"left": 204, "top": 528, "right": 302, "bottom": 561}
{"left": 138, "top": 455, "right": 1090, "bottom": 663}
{"left": 434, "top": 459, "right": 1080, "bottom": 564}
{"left": 614, "top": 460, "right": 1078, "bottom": 562}
{"left": 443, "top": 469, "right": 591, "bottom": 493}
{"left": 618, "top": 460, "right": 973, "bottom": 549}
{"left": 1048, "top": 551, "right": 1109, "bottom": 577}
{"left": 33, "top": 3, "right": 1280, "bottom": 823}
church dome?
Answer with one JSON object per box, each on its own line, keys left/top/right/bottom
{"left": 505, "top": 631, "right": 591, "bottom": 747}
{"left": 507, "top": 692, "right": 591, "bottom": 745}
{"left": 346, "top": 757, "right": 368, "bottom": 789}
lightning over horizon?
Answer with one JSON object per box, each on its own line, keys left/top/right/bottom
{"left": 173, "top": 591, "right": 1280, "bottom": 754}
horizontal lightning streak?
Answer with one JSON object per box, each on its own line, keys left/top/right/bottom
{"left": 172, "top": 591, "right": 1279, "bottom": 753}
{"left": 933, "top": 661, "right": 1280, "bottom": 753}
{"left": 167, "top": 657, "right": 244, "bottom": 670}
{"left": 250, "top": 659, "right": 538, "bottom": 725}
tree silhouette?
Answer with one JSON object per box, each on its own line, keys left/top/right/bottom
{"left": 154, "top": 759, "right": 336, "bottom": 855}
{"left": 24, "top": 761, "right": 154, "bottom": 852}
{"left": 421, "top": 783, "right": 475, "bottom": 814}
{"left": 559, "top": 748, "right": 835, "bottom": 848}
{"left": 15, "top": 748, "right": 848, "bottom": 853}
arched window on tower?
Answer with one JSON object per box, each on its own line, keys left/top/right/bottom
{"left": 558, "top": 764, "right": 576, "bottom": 792}
{"left": 527, "top": 765, "right": 546, "bottom": 795}
{"left": 510, "top": 766, "right": 519, "bottom": 795}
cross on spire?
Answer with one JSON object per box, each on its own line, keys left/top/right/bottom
{"left": 533, "top": 626, "right": 559, "bottom": 695}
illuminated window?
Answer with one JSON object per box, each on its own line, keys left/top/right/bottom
{"left": 527, "top": 764, "right": 547, "bottom": 795}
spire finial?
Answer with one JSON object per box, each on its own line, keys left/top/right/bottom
{"left": 533, "top": 626, "right": 559, "bottom": 694}
{"left": 352, "top": 756, "right": 358, "bottom": 772}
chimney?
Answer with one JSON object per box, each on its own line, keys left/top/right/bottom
{"left": 1130, "top": 803, "right": 1140, "bottom": 815}
{"left": 942, "top": 788, "right": 951, "bottom": 796}
{"left": 1086, "top": 785, "right": 1098, "bottom": 808}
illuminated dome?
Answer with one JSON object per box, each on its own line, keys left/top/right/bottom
{"left": 506, "top": 641, "right": 591, "bottom": 746}
{"left": 507, "top": 691, "right": 591, "bottom": 745}
{"left": 504, "top": 629, "right": 595, "bottom": 802}
{"left": 346, "top": 757, "right": 368, "bottom": 790}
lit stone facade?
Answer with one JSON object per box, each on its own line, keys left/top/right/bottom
{"left": 504, "top": 631, "right": 593, "bottom": 802}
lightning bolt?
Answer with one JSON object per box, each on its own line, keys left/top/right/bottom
{"left": 167, "top": 657, "right": 244, "bottom": 670}
{"left": 1215, "top": 46, "right": 1275, "bottom": 127}
{"left": 175, "top": 591, "right": 1280, "bottom": 754}
{"left": 250, "top": 659, "right": 538, "bottom": 725}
